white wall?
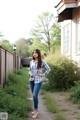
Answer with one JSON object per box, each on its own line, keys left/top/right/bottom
{"left": 72, "top": 19, "right": 80, "bottom": 67}
{"left": 61, "top": 20, "right": 72, "bottom": 56}
{"left": 61, "top": 19, "right": 80, "bottom": 67}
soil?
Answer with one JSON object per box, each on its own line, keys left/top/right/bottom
{"left": 49, "top": 91, "right": 80, "bottom": 120}
{"left": 27, "top": 86, "right": 80, "bottom": 120}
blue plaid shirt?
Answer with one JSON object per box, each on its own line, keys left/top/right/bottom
{"left": 29, "top": 60, "right": 51, "bottom": 84}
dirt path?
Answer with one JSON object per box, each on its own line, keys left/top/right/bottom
{"left": 27, "top": 85, "right": 80, "bottom": 120}
{"left": 50, "top": 92, "right": 80, "bottom": 120}
{"left": 27, "top": 87, "right": 54, "bottom": 120}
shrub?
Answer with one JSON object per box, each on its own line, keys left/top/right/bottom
{"left": 45, "top": 54, "right": 77, "bottom": 90}
{"left": 4, "top": 84, "right": 18, "bottom": 96}
{"left": 0, "top": 92, "right": 13, "bottom": 111}
{"left": 8, "top": 97, "right": 28, "bottom": 117}
{"left": 8, "top": 114, "right": 22, "bottom": 120}
{"left": 69, "top": 81, "right": 80, "bottom": 102}
{"left": 42, "top": 82, "right": 54, "bottom": 91}
{"left": 7, "top": 73, "right": 18, "bottom": 84}
{"left": 0, "top": 68, "right": 32, "bottom": 119}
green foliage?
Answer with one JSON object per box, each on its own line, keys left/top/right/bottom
{"left": 45, "top": 53, "right": 77, "bottom": 90}
{"left": 55, "top": 113, "right": 66, "bottom": 120}
{"left": 26, "top": 38, "right": 33, "bottom": 45}
{"left": 16, "top": 38, "right": 30, "bottom": 57}
{"left": 42, "top": 82, "right": 54, "bottom": 91}
{"left": 30, "top": 12, "right": 61, "bottom": 52}
{"left": 42, "top": 91, "right": 66, "bottom": 120}
{"left": 28, "top": 37, "right": 48, "bottom": 55}
{"left": 0, "top": 40, "right": 13, "bottom": 52}
{"left": 8, "top": 114, "right": 22, "bottom": 120}
{"left": 69, "top": 81, "right": 80, "bottom": 102}
{"left": 0, "top": 68, "right": 32, "bottom": 119}
{"left": 51, "top": 23, "right": 61, "bottom": 42}
{"left": 44, "top": 94, "right": 58, "bottom": 113}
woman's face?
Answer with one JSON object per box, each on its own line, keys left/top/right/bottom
{"left": 33, "top": 51, "right": 38, "bottom": 59}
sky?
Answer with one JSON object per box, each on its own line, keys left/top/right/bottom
{"left": 0, "top": 0, "right": 58, "bottom": 43}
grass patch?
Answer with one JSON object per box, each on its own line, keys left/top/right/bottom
{"left": 55, "top": 113, "right": 66, "bottom": 120}
{"left": 40, "top": 90, "right": 46, "bottom": 95}
{"left": 0, "top": 67, "right": 32, "bottom": 120}
{"left": 43, "top": 93, "right": 58, "bottom": 113}
{"left": 42, "top": 91, "right": 67, "bottom": 120}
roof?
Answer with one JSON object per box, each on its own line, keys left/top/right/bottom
{"left": 55, "top": 0, "right": 80, "bottom": 22}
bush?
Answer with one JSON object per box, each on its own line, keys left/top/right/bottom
{"left": 42, "top": 82, "right": 54, "bottom": 91}
{"left": 8, "top": 97, "right": 28, "bottom": 117}
{"left": 4, "top": 84, "right": 18, "bottom": 96}
{"left": 69, "top": 81, "right": 80, "bottom": 102}
{"left": 0, "top": 91, "right": 13, "bottom": 111}
{"left": 0, "top": 68, "right": 32, "bottom": 119}
{"left": 6, "top": 73, "right": 18, "bottom": 84}
{"left": 8, "top": 114, "right": 22, "bottom": 120}
{"left": 45, "top": 54, "right": 77, "bottom": 90}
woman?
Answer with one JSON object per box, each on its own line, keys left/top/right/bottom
{"left": 29, "top": 49, "right": 51, "bottom": 118}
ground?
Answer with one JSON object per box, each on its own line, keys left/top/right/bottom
{"left": 51, "top": 92, "right": 80, "bottom": 120}
{"left": 27, "top": 87, "right": 80, "bottom": 120}
{"left": 27, "top": 86, "right": 54, "bottom": 120}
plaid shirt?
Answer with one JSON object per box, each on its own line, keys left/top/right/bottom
{"left": 29, "top": 60, "right": 51, "bottom": 84}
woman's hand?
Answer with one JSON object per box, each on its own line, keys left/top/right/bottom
{"left": 37, "top": 72, "right": 43, "bottom": 77}
{"left": 29, "top": 74, "right": 34, "bottom": 78}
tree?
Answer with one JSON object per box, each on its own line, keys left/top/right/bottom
{"left": 16, "top": 38, "right": 29, "bottom": 57}
{"left": 0, "top": 39, "right": 13, "bottom": 52}
{"left": 26, "top": 38, "right": 33, "bottom": 45}
{"left": 31, "top": 12, "right": 61, "bottom": 52}
{"left": 51, "top": 23, "right": 61, "bottom": 45}
{"left": 28, "top": 37, "right": 47, "bottom": 55}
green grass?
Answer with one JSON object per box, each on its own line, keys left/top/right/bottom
{"left": 42, "top": 91, "right": 66, "bottom": 120}
{"left": 40, "top": 90, "right": 46, "bottom": 95}
{"left": 55, "top": 113, "right": 66, "bottom": 120}
{"left": 43, "top": 93, "right": 58, "bottom": 113}
{"left": 0, "top": 67, "right": 32, "bottom": 120}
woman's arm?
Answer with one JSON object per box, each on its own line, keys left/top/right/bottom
{"left": 29, "top": 60, "right": 34, "bottom": 78}
{"left": 42, "top": 60, "right": 51, "bottom": 76}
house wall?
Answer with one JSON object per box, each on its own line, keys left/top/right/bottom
{"left": 61, "top": 7, "right": 80, "bottom": 66}
{"left": 61, "top": 20, "right": 72, "bottom": 57}
{"left": 71, "top": 7, "right": 80, "bottom": 67}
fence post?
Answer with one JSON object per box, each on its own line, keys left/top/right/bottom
{"left": 13, "top": 53, "right": 17, "bottom": 72}
{"left": 17, "top": 56, "right": 20, "bottom": 70}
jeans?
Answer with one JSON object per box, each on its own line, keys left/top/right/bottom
{"left": 30, "top": 81, "right": 42, "bottom": 109}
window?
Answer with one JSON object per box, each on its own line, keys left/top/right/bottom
{"left": 63, "top": 24, "right": 70, "bottom": 54}
{"left": 76, "top": 18, "right": 80, "bottom": 54}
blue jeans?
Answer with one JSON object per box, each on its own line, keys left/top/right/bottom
{"left": 30, "top": 81, "right": 42, "bottom": 109}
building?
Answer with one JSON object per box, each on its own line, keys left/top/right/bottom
{"left": 55, "top": 0, "right": 80, "bottom": 66}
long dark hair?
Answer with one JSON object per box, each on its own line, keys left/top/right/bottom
{"left": 32, "top": 49, "right": 42, "bottom": 69}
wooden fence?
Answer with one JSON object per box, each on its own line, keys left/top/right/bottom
{"left": 0, "top": 46, "right": 21, "bottom": 86}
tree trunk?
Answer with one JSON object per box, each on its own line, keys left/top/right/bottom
{"left": 47, "top": 31, "right": 51, "bottom": 52}
{"left": 48, "top": 41, "right": 50, "bottom": 52}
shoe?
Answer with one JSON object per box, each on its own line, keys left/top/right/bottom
{"left": 32, "top": 112, "right": 39, "bottom": 119}
{"left": 31, "top": 111, "right": 35, "bottom": 115}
